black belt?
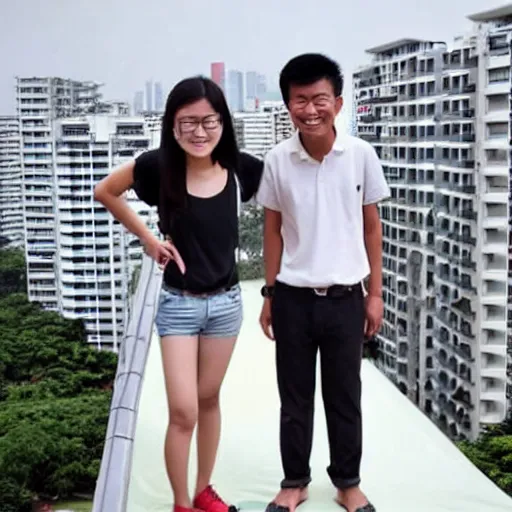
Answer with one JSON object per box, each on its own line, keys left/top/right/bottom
{"left": 276, "top": 281, "right": 361, "bottom": 298}
{"left": 162, "top": 282, "right": 236, "bottom": 298}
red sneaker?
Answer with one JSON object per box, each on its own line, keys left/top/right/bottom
{"left": 193, "top": 485, "right": 236, "bottom": 512}
{"left": 173, "top": 506, "right": 202, "bottom": 512}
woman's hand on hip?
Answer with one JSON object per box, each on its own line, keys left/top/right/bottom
{"left": 143, "top": 236, "right": 186, "bottom": 274}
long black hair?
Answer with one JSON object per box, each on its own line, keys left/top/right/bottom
{"left": 158, "top": 75, "right": 239, "bottom": 235}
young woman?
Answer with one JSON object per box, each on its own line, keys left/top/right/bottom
{"left": 94, "top": 76, "right": 263, "bottom": 512}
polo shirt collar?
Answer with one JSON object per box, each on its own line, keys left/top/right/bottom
{"left": 290, "top": 128, "right": 345, "bottom": 161}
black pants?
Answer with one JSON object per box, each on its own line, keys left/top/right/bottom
{"left": 271, "top": 280, "right": 366, "bottom": 490}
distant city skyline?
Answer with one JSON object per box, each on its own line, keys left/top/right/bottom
{"left": 0, "top": 0, "right": 497, "bottom": 115}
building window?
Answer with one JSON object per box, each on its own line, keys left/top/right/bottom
{"left": 488, "top": 67, "right": 509, "bottom": 84}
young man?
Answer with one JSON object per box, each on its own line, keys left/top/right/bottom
{"left": 255, "top": 54, "right": 390, "bottom": 512}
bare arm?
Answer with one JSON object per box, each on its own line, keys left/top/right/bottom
{"left": 363, "top": 203, "right": 383, "bottom": 297}
{"left": 94, "top": 160, "right": 156, "bottom": 245}
{"left": 263, "top": 207, "right": 283, "bottom": 286}
{"left": 258, "top": 207, "right": 283, "bottom": 339}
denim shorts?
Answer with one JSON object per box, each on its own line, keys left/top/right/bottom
{"left": 155, "top": 283, "right": 243, "bottom": 338}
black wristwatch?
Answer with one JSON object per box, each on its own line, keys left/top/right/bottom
{"left": 261, "top": 285, "right": 275, "bottom": 298}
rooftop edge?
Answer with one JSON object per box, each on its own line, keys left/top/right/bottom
{"left": 365, "top": 38, "right": 431, "bottom": 55}
{"left": 467, "top": 3, "right": 512, "bottom": 22}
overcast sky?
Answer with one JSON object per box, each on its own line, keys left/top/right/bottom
{"left": 0, "top": 0, "right": 505, "bottom": 115}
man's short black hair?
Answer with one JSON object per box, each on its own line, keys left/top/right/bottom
{"left": 279, "top": 53, "right": 344, "bottom": 105}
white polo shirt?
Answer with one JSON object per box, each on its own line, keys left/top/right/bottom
{"left": 256, "top": 130, "right": 390, "bottom": 288}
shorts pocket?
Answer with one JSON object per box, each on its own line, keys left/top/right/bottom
{"left": 225, "top": 285, "right": 241, "bottom": 301}
{"left": 159, "top": 287, "right": 179, "bottom": 306}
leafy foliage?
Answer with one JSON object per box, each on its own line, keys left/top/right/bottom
{"left": 238, "top": 203, "right": 264, "bottom": 281}
{"left": 457, "top": 419, "right": 512, "bottom": 496}
{"left": 0, "top": 247, "right": 26, "bottom": 296}
{"left": 0, "top": 248, "right": 117, "bottom": 508}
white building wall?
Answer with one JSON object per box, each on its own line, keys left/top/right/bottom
{"left": 353, "top": 30, "right": 510, "bottom": 440}
{"left": 17, "top": 76, "right": 160, "bottom": 349}
{"left": 54, "top": 115, "right": 158, "bottom": 350}
{"left": 0, "top": 116, "right": 23, "bottom": 246}
{"left": 234, "top": 104, "right": 294, "bottom": 158}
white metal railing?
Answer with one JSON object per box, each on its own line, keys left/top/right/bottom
{"left": 92, "top": 254, "right": 162, "bottom": 512}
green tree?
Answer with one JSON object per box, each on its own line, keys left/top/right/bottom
{"left": 239, "top": 204, "right": 263, "bottom": 260}
{"left": 0, "top": 247, "right": 26, "bottom": 296}
{"left": 0, "top": 248, "right": 117, "bottom": 504}
{"left": 0, "top": 476, "right": 32, "bottom": 512}
{"left": 458, "top": 422, "right": 512, "bottom": 496}
{"left": 0, "top": 392, "right": 111, "bottom": 498}
{"left": 238, "top": 203, "right": 264, "bottom": 280}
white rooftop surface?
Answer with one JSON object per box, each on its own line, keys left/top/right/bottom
{"left": 126, "top": 280, "right": 512, "bottom": 512}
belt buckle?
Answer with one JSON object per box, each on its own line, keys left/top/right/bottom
{"left": 314, "top": 287, "right": 328, "bottom": 296}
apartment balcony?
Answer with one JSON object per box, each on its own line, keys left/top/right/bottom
{"left": 481, "top": 163, "right": 508, "bottom": 178}
{"left": 435, "top": 182, "right": 476, "bottom": 195}
{"left": 480, "top": 402, "right": 507, "bottom": 424}
{"left": 359, "top": 133, "right": 381, "bottom": 142}
{"left": 442, "top": 108, "right": 475, "bottom": 120}
{"left": 443, "top": 84, "right": 477, "bottom": 96}
{"left": 485, "top": 109, "right": 509, "bottom": 124}
{"left": 486, "top": 81, "right": 509, "bottom": 96}
{"left": 482, "top": 214, "right": 508, "bottom": 229}
{"left": 483, "top": 190, "right": 508, "bottom": 204}
{"left": 359, "top": 94, "right": 398, "bottom": 105}
{"left": 359, "top": 114, "right": 381, "bottom": 123}
{"left": 463, "top": 83, "right": 477, "bottom": 93}
{"left": 443, "top": 58, "right": 477, "bottom": 70}
{"left": 437, "top": 158, "right": 475, "bottom": 169}
{"left": 437, "top": 133, "right": 475, "bottom": 143}
{"left": 487, "top": 53, "right": 511, "bottom": 70}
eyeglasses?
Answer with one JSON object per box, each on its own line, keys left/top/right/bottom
{"left": 289, "top": 96, "right": 336, "bottom": 110}
{"left": 177, "top": 115, "right": 222, "bottom": 134}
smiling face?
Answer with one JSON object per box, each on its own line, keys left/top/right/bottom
{"left": 287, "top": 78, "right": 343, "bottom": 140}
{"left": 173, "top": 98, "right": 223, "bottom": 159}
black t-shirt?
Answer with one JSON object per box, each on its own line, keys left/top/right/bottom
{"left": 132, "top": 149, "right": 263, "bottom": 293}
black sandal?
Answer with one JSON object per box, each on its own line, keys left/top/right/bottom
{"left": 264, "top": 496, "right": 307, "bottom": 512}
{"left": 338, "top": 503, "right": 376, "bottom": 512}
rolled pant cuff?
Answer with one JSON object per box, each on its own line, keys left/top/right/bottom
{"left": 280, "top": 476, "right": 312, "bottom": 489}
{"left": 331, "top": 476, "right": 361, "bottom": 490}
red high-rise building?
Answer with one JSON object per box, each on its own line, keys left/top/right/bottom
{"left": 210, "top": 62, "right": 225, "bottom": 91}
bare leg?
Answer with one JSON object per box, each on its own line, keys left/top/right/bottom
{"left": 160, "top": 335, "right": 199, "bottom": 508}
{"left": 194, "top": 335, "right": 237, "bottom": 496}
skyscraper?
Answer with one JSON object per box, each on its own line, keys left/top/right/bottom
{"left": 226, "top": 69, "right": 244, "bottom": 112}
{"left": 211, "top": 62, "right": 225, "bottom": 92}
{"left": 145, "top": 81, "right": 153, "bottom": 112}
{"left": 246, "top": 71, "right": 258, "bottom": 100}
{"left": 154, "top": 82, "right": 164, "bottom": 112}
{"left": 133, "top": 91, "right": 144, "bottom": 115}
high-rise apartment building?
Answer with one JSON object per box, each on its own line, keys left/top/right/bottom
{"left": 353, "top": 4, "right": 512, "bottom": 440}
{"left": 17, "top": 77, "right": 104, "bottom": 311}
{"left": 467, "top": 5, "right": 512, "bottom": 424}
{"left": 53, "top": 115, "right": 159, "bottom": 350}
{"left": 17, "top": 76, "right": 159, "bottom": 349}
{"left": 0, "top": 116, "right": 23, "bottom": 246}
{"left": 234, "top": 103, "right": 294, "bottom": 158}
